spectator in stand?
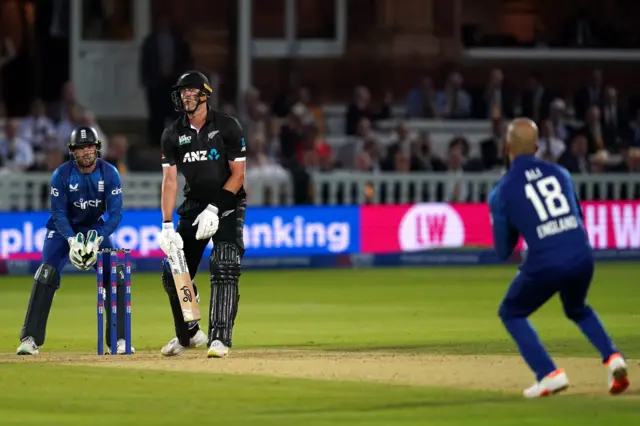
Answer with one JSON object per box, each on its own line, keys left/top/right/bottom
{"left": 297, "top": 85, "right": 326, "bottom": 136}
{"left": 548, "top": 98, "right": 571, "bottom": 141}
{"left": 103, "top": 134, "right": 129, "bottom": 175}
{"left": 558, "top": 134, "right": 591, "bottom": 174}
{"left": 382, "top": 121, "right": 413, "bottom": 168}
{"left": 574, "top": 69, "right": 604, "bottom": 121}
{"left": 520, "top": 73, "right": 553, "bottom": 123}
{"left": 626, "top": 109, "right": 640, "bottom": 148}
{"left": 0, "top": 118, "right": 34, "bottom": 172}
{"left": 481, "top": 68, "right": 513, "bottom": 120}
{"left": 300, "top": 122, "right": 334, "bottom": 172}
{"left": 406, "top": 77, "right": 439, "bottom": 119}
{"left": 353, "top": 138, "right": 382, "bottom": 172}
{"left": 18, "top": 99, "right": 56, "bottom": 168}
{"left": 345, "top": 86, "right": 391, "bottom": 135}
{"left": 612, "top": 148, "right": 640, "bottom": 198}
{"left": 55, "top": 103, "right": 83, "bottom": 150}
{"left": 443, "top": 142, "right": 468, "bottom": 202}
{"left": 578, "top": 105, "right": 606, "bottom": 154}
{"left": 436, "top": 72, "right": 472, "bottom": 119}
{"left": 480, "top": 117, "right": 506, "bottom": 170}
{"left": 601, "top": 86, "right": 626, "bottom": 152}
{"left": 50, "top": 81, "right": 77, "bottom": 122}
{"left": 615, "top": 147, "right": 640, "bottom": 173}
{"left": 237, "top": 86, "right": 269, "bottom": 136}
{"left": 279, "top": 102, "right": 306, "bottom": 166}
{"left": 412, "top": 131, "right": 446, "bottom": 172}
{"left": 536, "top": 119, "right": 566, "bottom": 163}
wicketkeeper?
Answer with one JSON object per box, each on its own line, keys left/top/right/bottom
{"left": 16, "top": 126, "right": 130, "bottom": 355}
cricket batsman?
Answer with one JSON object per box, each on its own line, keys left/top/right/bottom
{"left": 158, "top": 70, "right": 246, "bottom": 358}
{"left": 488, "top": 118, "right": 629, "bottom": 398}
{"left": 16, "top": 125, "right": 131, "bottom": 355}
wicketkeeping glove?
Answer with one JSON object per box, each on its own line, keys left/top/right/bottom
{"left": 68, "top": 233, "right": 90, "bottom": 271}
{"left": 193, "top": 204, "right": 219, "bottom": 240}
{"left": 83, "top": 230, "right": 103, "bottom": 268}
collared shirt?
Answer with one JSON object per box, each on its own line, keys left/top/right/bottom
{"left": 160, "top": 107, "right": 247, "bottom": 203}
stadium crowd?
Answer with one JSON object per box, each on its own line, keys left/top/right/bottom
{"left": 1, "top": 2, "right": 639, "bottom": 205}
{"left": 2, "top": 65, "right": 640, "bottom": 204}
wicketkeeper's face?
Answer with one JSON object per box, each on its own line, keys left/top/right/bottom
{"left": 73, "top": 145, "right": 97, "bottom": 167}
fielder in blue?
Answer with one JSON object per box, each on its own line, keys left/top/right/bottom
{"left": 17, "top": 125, "right": 133, "bottom": 355}
{"left": 489, "top": 118, "right": 629, "bottom": 398}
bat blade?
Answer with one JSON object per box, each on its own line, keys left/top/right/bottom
{"left": 167, "top": 249, "right": 201, "bottom": 323}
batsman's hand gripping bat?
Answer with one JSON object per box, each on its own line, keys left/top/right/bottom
{"left": 166, "top": 248, "right": 201, "bottom": 322}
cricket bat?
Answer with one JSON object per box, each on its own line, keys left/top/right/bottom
{"left": 167, "top": 248, "right": 201, "bottom": 322}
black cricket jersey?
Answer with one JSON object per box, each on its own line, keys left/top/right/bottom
{"left": 160, "top": 107, "right": 247, "bottom": 204}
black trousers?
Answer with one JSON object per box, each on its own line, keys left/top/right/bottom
{"left": 176, "top": 197, "right": 247, "bottom": 282}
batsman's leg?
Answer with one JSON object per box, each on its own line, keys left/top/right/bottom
{"left": 207, "top": 199, "right": 246, "bottom": 358}
{"left": 160, "top": 217, "right": 208, "bottom": 357}
{"left": 17, "top": 230, "right": 68, "bottom": 355}
{"left": 559, "top": 260, "right": 629, "bottom": 395}
{"left": 498, "top": 271, "right": 567, "bottom": 398}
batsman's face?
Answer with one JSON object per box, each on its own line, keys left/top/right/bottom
{"left": 73, "top": 145, "right": 97, "bottom": 167}
{"left": 181, "top": 88, "right": 201, "bottom": 110}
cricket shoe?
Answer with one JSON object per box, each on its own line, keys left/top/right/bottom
{"left": 161, "top": 330, "right": 207, "bottom": 357}
{"left": 523, "top": 368, "right": 569, "bottom": 398}
{"left": 16, "top": 336, "right": 39, "bottom": 355}
{"left": 606, "top": 353, "right": 630, "bottom": 395}
{"left": 106, "top": 339, "right": 136, "bottom": 355}
{"left": 207, "top": 340, "right": 229, "bottom": 358}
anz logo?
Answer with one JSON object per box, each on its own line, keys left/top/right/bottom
{"left": 183, "top": 148, "right": 220, "bottom": 163}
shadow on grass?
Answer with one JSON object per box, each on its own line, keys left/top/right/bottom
{"left": 249, "top": 336, "right": 640, "bottom": 358}
{"left": 261, "top": 395, "right": 517, "bottom": 415}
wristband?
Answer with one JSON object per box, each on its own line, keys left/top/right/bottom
{"left": 218, "top": 189, "right": 237, "bottom": 213}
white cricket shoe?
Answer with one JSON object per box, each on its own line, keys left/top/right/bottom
{"left": 523, "top": 368, "right": 569, "bottom": 398}
{"left": 606, "top": 353, "right": 630, "bottom": 395}
{"left": 16, "top": 336, "right": 39, "bottom": 355}
{"left": 207, "top": 339, "right": 229, "bottom": 358}
{"left": 106, "top": 339, "right": 136, "bottom": 355}
{"left": 160, "top": 330, "right": 207, "bottom": 357}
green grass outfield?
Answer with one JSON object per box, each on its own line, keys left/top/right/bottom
{"left": 0, "top": 263, "right": 639, "bottom": 425}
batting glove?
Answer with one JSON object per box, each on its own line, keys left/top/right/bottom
{"left": 159, "top": 222, "right": 184, "bottom": 257}
{"left": 193, "top": 204, "right": 219, "bottom": 240}
{"left": 68, "top": 233, "right": 90, "bottom": 271}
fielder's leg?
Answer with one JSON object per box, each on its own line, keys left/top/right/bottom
{"left": 17, "top": 230, "right": 68, "bottom": 355}
{"left": 207, "top": 199, "right": 246, "bottom": 358}
{"left": 160, "top": 215, "right": 208, "bottom": 357}
{"left": 559, "top": 260, "right": 629, "bottom": 394}
{"left": 498, "top": 271, "right": 568, "bottom": 398}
